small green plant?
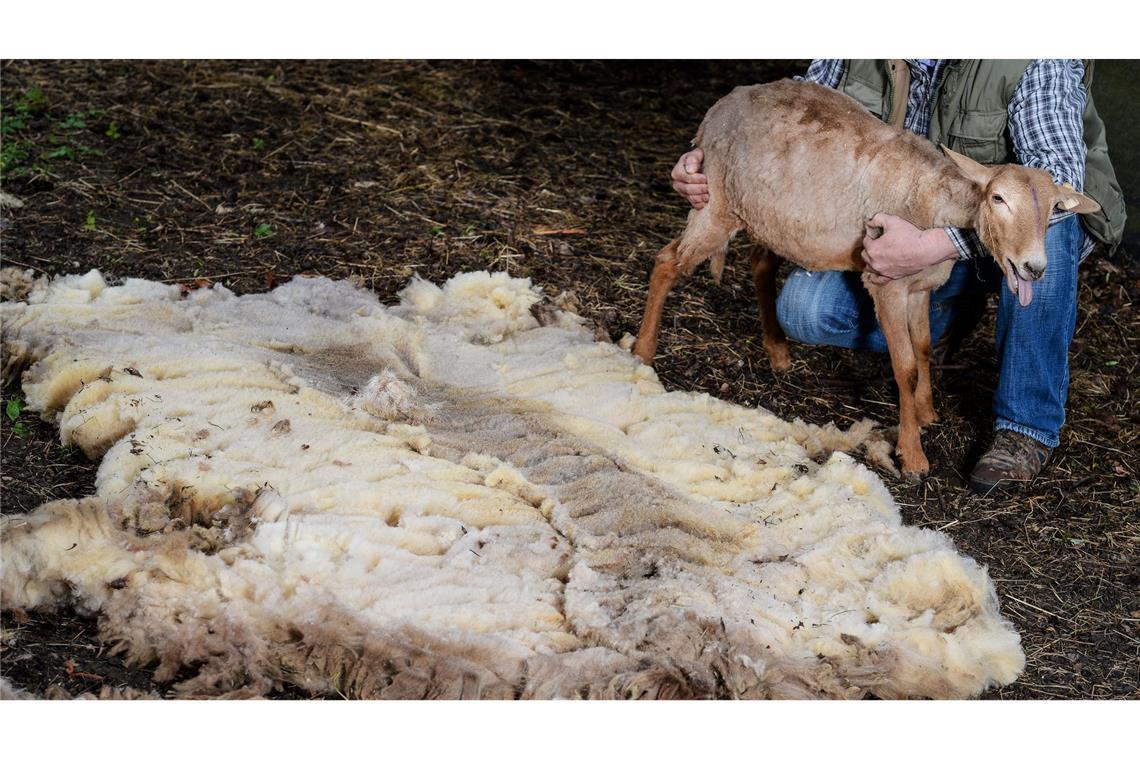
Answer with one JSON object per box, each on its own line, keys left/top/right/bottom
{"left": 254, "top": 223, "right": 275, "bottom": 239}
{"left": 1, "top": 140, "right": 30, "bottom": 176}
{"left": 20, "top": 88, "right": 45, "bottom": 111}
{"left": 2, "top": 111, "right": 29, "bottom": 135}
{"left": 2, "top": 91, "right": 42, "bottom": 136}
{"left": 44, "top": 144, "right": 77, "bottom": 160}
{"left": 252, "top": 137, "right": 266, "bottom": 150}
{"left": 6, "top": 396, "right": 29, "bottom": 437}
{"left": 85, "top": 211, "right": 97, "bottom": 231}
{"left": 1, "top": 115, "right": 27, "bottom": 135}
{"left": 1, "top": 89, "right": 47, "bottom": 179}
{"left": 1, "top": 88, "right": 46, "bottom": 135}
{"left": 1, "top": 94, "right": 115, "bottom": 180}
{"left": 59, "top": 112, "right": 87, "bottom": 130}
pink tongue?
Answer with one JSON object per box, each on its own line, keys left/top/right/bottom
{"left": 1015, "top": 271, "right": 1034, "bottom": 307}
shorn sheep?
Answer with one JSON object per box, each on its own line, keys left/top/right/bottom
{"left": 0, "top": 268, "right": 1024, "bottom": 698}
{"left": 633, "top": 80, "right": 1101, "bottom": 477}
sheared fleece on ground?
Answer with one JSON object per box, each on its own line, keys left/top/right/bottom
{"left": 0, "top": 269, "right": 1024, "bottom": 698}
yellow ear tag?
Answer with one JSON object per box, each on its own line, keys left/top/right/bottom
{"left": 1058, "top": 183, "right": 1079, "bottom": 210}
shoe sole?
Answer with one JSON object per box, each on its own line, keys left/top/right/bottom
{"left": 968, "top": 474, "right": 1037, "bottom": 496}
{"left": 969, "top": 477, "right": 1008, "bottom": 496}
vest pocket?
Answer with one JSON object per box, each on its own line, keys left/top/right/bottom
{"left": 944, "top": 109, "right": 1009, "bottom": 165}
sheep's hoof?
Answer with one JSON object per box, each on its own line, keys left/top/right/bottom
{"left": 917, "top": 408, "right": 939, "bottom": 427}
{"left": 900, "top": 468, "right": 927, "bottom": 484}
{"left": 631, "top": 340, "right": 655, "bottom": 366}
{"left": 897, "top": 450, "right": 930, "bottom": 481}
{"left": 765, "top": 343, "right": 791, "bottom": 372}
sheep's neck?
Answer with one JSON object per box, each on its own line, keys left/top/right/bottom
{"left": 925, "top": 167, "right": 983, "bottom": 231}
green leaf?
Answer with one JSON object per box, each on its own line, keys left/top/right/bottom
{"left": 85, "top": 211, "right": 97, "bottom": 231}
{"left": 44, "top": 145, "right": 76, "bottom": 160}
{"left": 253, "top": 223, "right": 275, "bottom": 239}
{"left": 13, "top": 88, "right": 45, "bottom": 114}
{"left": 252, "top": 137, "right": 266, "bottom": 150}
{"left": 5, "top": 397, "right": 24, "bottom": 422}
{"left": 105, "top": 121, "right": 121, "bottom": 139}
{"left": 59, "top": 113, "right": 87, "bottom": 130}
{"left": 11, "top": 422, "right": 29, "bottom": 438}
{"left": 1, "top": 113, "right": 29, "bottom": 134}
{"left": 1, "top": 140, "right": 30, "bottom": 174}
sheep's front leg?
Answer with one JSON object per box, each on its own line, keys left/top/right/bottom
{"left": 749, "top": 246, "right": 790, "bottom": 371}
{"left": 633, "top": 238, "right": 682, "bottom": 365}
{"left": 870, "top": 283, "right": 929, "bottom": 478}
{"left": 906, "top": 288, "right": 938, "bottom": 426}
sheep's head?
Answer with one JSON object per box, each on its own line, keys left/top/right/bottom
{"left": 941, "top": 146, "right": 1100, "bottom": 307}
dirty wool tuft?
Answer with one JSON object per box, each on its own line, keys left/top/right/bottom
{"left": 0, "top": 269, "right": 1023, "bottom": 698}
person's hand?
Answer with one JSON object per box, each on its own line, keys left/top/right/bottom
{"left": 861, "top": 213, "right": 958, "bottom": 283}
{"left": 671, "top": 148, "right": 708, "bottom": 209}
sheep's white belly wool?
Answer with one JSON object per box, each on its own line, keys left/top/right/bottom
{"left": 0, "top": 269, "right": 1024, "bottom": 698}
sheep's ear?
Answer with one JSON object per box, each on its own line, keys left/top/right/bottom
{"left": 1055, "top": 183, "right": 1101, "bottom": 214}
{"left": 940, "top": 145, "right": 995, "bottom": 186}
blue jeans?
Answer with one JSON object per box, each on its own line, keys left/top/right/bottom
{"left": 775, "top": 215, "right": 1087, "bottom": 448}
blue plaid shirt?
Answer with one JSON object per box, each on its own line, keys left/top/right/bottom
{"left": 803, "top": 59, "right": 1095, "bottom": 259}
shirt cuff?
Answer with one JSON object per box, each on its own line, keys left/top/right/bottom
{"left": 944, "top": 226, "right": 987, "bottom": 260}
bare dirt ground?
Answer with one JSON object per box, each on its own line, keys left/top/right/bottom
{"left": 1, "top": 60, "right": 1137, "bottom": 699}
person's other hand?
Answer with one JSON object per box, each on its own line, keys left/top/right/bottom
{"left": 861, "top": 213, "right": 958, "bottom": 283}
{"left": 671, "top": 148, "right": 708, "bottom": 209}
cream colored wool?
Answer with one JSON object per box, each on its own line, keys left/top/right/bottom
{"left": 0, "top": 268, "right": 1024, "bottom": 698}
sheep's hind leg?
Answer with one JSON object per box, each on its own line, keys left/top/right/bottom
{"left": 633, "top": 212, "right": 740, "bottom": 365}
{"left": 633, "top": 238, "right": 682, "bottom": 364}
{"left": 749, "top": 246, "right": 790, "bottom": 371}
{"left": 907, "top": 288, "right": 938, "bottom": 426}
{"left": 869, "top": 282, "right": 929, "bottom": 478}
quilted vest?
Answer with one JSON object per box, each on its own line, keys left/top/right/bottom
{"left": 836, "top": 59, "right": 1126, "bottom": 248}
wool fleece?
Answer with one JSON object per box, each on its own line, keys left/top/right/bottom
{"left": 0, "top": 269, "right": 1024, "bottom": 699}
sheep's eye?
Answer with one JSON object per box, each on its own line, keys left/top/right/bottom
{"left": 992, "top": 194, "right": 1005, "bottom": 204}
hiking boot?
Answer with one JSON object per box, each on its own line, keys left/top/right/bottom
{"left": 969, "top": 429, "right": 1052, "bottom": 495}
